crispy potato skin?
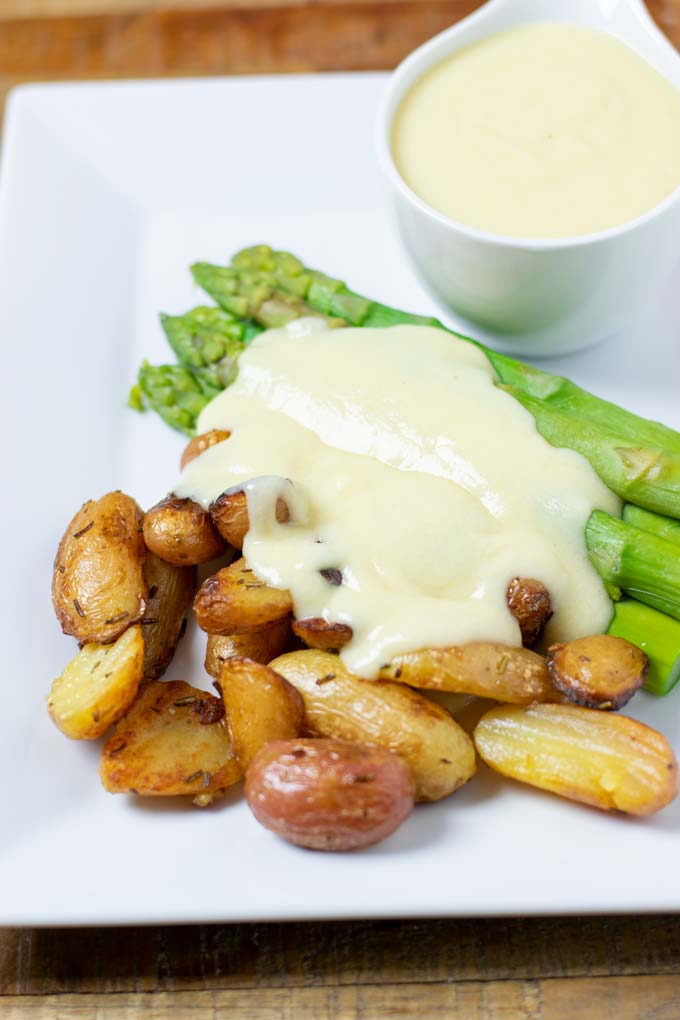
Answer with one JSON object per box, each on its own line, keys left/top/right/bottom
{"left": 180, "top": 429, "right": 231, "bottom": 470}
{"left": 221, "top": 658, "right": 304, "bottom": 770}
{"left": 48, "top": 625, "right": 144, "bottom": 740}
{"left": 246, "top": 738, "right": 415, "bottom": 850}
{"left": 547, "top": 634, "right": 648, "bottom": 710}
{"left": 378, "top": 643, "right": 558, "bottom": 705}
{"left": 52, "top": 491, "right": 147, "bottom": 645}
{"left": 292, "top": 618, "right": 353, "bottom": 652}
{"left": 204, "top": 621, "right": 292, "bottom": 678}
{"left": 194, "top": 558, "right": 293, "bottom": 635}
{"left": 100, "top": 680, "right": 242, "bottom": 801}
{"left": 269, "top": 650, "right": 476, "bottom": 802}
{"left": 209, "top": 490, "right": 289, "bottom": 549}
{"left": 143, "top": 495, "right": 226, "bottom": 566}
{"left": 506, "top": 577, "right": 552, "bottom": 647}
{"left": 141, "top": 554, "right": 196, "bottom": 680}
{"left": 474, "top": 703, "right": 678, "bottom": 816}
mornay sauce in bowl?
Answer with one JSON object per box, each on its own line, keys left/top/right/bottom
{"left": 391, "top": 22, "right": 680, "bottom": 240}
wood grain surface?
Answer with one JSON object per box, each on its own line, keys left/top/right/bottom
{"left": 2, "top": 1, "right": 680, "bottom": 1017}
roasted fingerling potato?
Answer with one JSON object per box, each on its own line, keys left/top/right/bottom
{"left": 194, "top": 557, "right": 293, "bottom": 635}
{"left": 220, "top": 658, "right": 304, "bottom": 770}
{"left": 100, "top": 680, "right": 242, "bottom": 803}
{"left": 246, "top": 738, "right": 416, "bottom": 851}
{"left": 474, "top": 703, "right": 678, "bottom": 816}
{"left": 204, "top": 620, "right": 292, "bottom": 677}
{"left": 48, "top": 624, "right": 144, "bottom": 740}
{"left": 180, "top": 429, "right": 231, "bottom": 470}
{"left": 143, "top": 495, "right": 227, "bottom": 566}
{"left": 547, "top": 634, "right": 648, "bottom": 710}
{"left": 269, "top": 649, "right": 476, "bottom": 801}
{"left": 292, "top": 617, "right": 353, "bottom": 652}
{"left": 209, "top": 489, "right": 289, "bottom": 549}
{"left": 52, "top": 491, "right": 147, "bottom": 645}
{"left": 506, "top": 577, "right": 553, "bottom": 647}
{"left": 378, "top": 642, "right": 558, "bottom": 705}
{"left": 141, "top": 553, "right": 196, "bottom": 680}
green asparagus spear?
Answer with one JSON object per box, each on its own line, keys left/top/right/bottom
{"left": 231, "top": 245, "right": 680, "bottom": 455}
{"left": 191, "top": 263, "right": 345, "bottom": 330}
{"left": 134, "top": 362, "right": 217, "bottom": 436}
{"left": 586, "top": 510, "right": 680, "bottom": 620}
{"left": 623, "top": 504, "right": 680, "bottom": 545}
{"left": 503, "top": 387, "right": 680, "bottom": 517}
{"left": 607, "top": 599, "right": 680, "bottom": 696}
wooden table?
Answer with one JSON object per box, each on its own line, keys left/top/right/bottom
{"left": 2, "top": 1, "right": 680, "bottom": 1016}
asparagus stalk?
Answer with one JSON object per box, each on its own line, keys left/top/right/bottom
{"left": 134, "top": 362, "right": 217, "bottom": 436}
{"left": 232, "top": 245, "right": 680, "bottom": 455}
{"left": 607, "top": 599, "right": 680, "bottom": 696}
{"left": 586, "top": 510, "right": 680, "bottom": 620}
{"left": 623, "top": 504, "right": 680, "bottom": 545}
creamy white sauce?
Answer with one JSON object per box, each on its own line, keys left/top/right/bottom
{"left": 392, "top": 23, "right": 680, "bottom": 238}
{"left": 176, "top": 320, "right": 619, "bottom": 676}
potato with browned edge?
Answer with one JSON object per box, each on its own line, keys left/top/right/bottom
{"left": 506, "top": 577, "right": 552, "bottom": 647}
{"left": 378, "top": 643, "right": 558, "bottom": 705}
{"left": 48, "top": 625, "right": 144, "bottom": 740}
{"left": 474, "top": 703, "right": 678, "bottom": 816}
{"left": 142, "top": 553, "right": 196, "bottom": 680}
{"left": 204, "top": 621, "right": 292, "bottom": 678}
{"left": 100, "top": 680, "right": 242, "bottom": 805}
{"left": 52, "top": 491, "right": 147, "bottom": 645}
{"left": 194, "top": 558, "right": 293, "bottom": 635}
{"left": 270, "top": 650, "right": 476, "bottom": 801}
{"left": 547, "top": 634, "right": 648, "bottom": 710}
{"left": 143, "top": 495, "right": 226, "bottom": 566}
{"left": 292, "top": 617, "right": 353, "bottom": 652}
{"left": 220, "top": 658, "right": 304, "bottom": 769}
{"left": 180, "top": 429, "right": 231, "bottom": 470}
{"left": 209, "top": 490, "right": 289, "bottom": 549}
{"left": 246, "top": 738, "right": 415, "bottom": 850}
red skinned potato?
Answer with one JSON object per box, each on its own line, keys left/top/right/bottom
{"left": 246, "top": 738, "right": 415, "bottom": 851}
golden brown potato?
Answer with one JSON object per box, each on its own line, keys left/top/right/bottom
{"left": 143, "top": 495, "right": 226, "bottom": 566}
{"left": 547, "top": 634, "right": 648, "bottom": 710}
{"left": 141, "top": 553, "right": 196, "bottom": 680}
{"left": 269, "top": 650, "right": 476, "bottom": 802}
{"left": 246, "top": 738, "right": 415, "bottom": 851}
{"left": 180, "top": 429, "right": 231, "bottom": 470}
{"left": 474, "top": 703, "right": 678, "bottom": 816}
{"left": 506, "top": 577, "right": 552, "bottom": 647}
{"left": 209, "top": 490, "right": 289, "bottom": 549}
{"left": 378, "top": 643, "right": 557, "bottom": 705}
{"left": 194, "top": 558, "right": 293, "bottom": 635}
{"left": 48, "top": 625, "right": 144, "bottom": 740}
{"left": 220, "top": 658, "right": 304, "bottom": 770}
{"left": 100, "top": 680, "right": 242, "bottom": 803}
{"left": 52, "top": 491, "right": 147, "bottom": 645}
{"left": 204, "top": 621, "right": 292, "bottom": 678}
{"left": 292, "top": 617, "right": 353, "bottom": 652}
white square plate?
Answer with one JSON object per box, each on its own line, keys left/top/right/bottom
{"left": 1, "top": 74, "right": 679, "bottom": 926}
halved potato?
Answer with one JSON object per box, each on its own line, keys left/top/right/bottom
{"left": 378, "top": 643, "right": 558, "bottom": 705}
{"left": 209, "top": 490, "right": 289, "bottom": 549}
{"left": 100, "top": 680, "right": 242, "bottom": 803}
{"left": 204, "top": 621, "right": 292, "bottom": 678}
{"left": 474, "top": 703, "right": 678, "bottom": 816}
{"left": 547, "top": 634, "right": 648, "bottom": 710}
{"left": 47, "top": 625, "right": 144, "bottom": 740}
{"left": 141, "top": 553, "right": 196, "bottom": 680}
{"left": 269, "top": 649, "right": 476, "bottom": 802}
{"left": 194, "top": 558, "right": 293, "bottom": 635}
{"left": 292, "top": 617, "right": 353, "bottom": 652}
{"left": 220, "top": 658, "right": 304, "bottom": 770}
{"left": 180, "top": 429, "right": 231, "bottom": 470}
{"left": 52, "top": 491, "right": 147, "bottom": 644}
{"left": 143, "top": 495, "right": 226, "bottom": 566}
